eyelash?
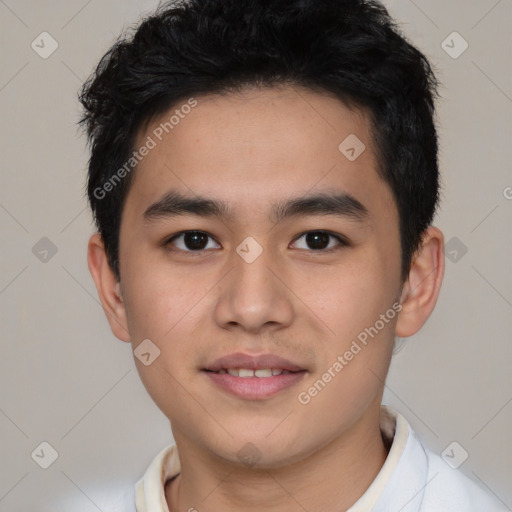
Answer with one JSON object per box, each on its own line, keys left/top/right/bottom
{"left": 163, "top": 230, "right": 349, "bottom": 254}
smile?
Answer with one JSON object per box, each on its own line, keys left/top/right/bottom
{"left": 203, "top": 368, "right": 307, "bottom": 400}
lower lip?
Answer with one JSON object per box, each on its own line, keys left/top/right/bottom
{"left": 203, "top": 370, "right": 307, "bottom": 400}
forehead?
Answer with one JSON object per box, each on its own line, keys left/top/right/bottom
{"left": 126, "top": 85, "right": 395, "bottom": 223}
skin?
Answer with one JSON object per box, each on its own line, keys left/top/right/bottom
{"left": 88, "top": 85, "right": 444, "bottom": 511}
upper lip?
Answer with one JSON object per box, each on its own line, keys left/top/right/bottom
{"left": 204, "top": 352, "right": 305, "bottom": 372}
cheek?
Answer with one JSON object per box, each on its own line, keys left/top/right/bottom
{"left": 120, "top": 248, "right": 207, "bottom": 341}
{"left": 120, "top": 259, "right": 221, "bottom": 394}
{"left": 295, "top": 275, "right": 395, "bottom": 430}
{"left": 299, "top": 257, "right": 392, "bottom": 333}
{"left": 297, "top": 253, "right": 397, "bottom": 389}
{"left": 121, "top": 270, "right": 210, "bottom": 422}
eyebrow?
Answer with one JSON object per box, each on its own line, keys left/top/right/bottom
{"left": 143, "top": 189, "right": 370, "bottom": 224}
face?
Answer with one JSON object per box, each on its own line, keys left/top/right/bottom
{"left": 116, "top": 86, "right": 404, "bottom": 467}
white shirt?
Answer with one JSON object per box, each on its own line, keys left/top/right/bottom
{"left": 135, "top": 406, "right": 507, "bottom": 511}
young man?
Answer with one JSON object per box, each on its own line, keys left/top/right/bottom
{"left": 79, "top": 0, "right": 506, "bottom": 510}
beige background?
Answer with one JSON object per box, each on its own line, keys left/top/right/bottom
{"left": 0, "top": 0, "right": 510, "bottom": 510}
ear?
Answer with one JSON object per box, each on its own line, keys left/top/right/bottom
{"left": 87, "top": 233, "right": 131, "bottom": 342}
{"left": 395, "top": 226, "right": 445, "bottom": 338}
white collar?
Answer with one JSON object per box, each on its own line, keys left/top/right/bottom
{"left": 135, "top": 406, "right": 420, "bottom": 512}
{"left": 348, "top": 406, "right": 429, "bottom": 511}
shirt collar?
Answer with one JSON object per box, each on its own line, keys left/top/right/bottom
{"left": 135, "top": 442, "right": 180, "bottom": 512}
{"left": 347, "top": 405, "right": 429, "bottom": 511}
{"left": 135, "top": 406, "right": 427, "bottom": 512}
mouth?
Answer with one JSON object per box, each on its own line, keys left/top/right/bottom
{"left": 203, "top": 368, "right": 303, "bottom": 377}
{"left": 202, "top": 352, "right": 308, "bottom": 400}
{"left": 202, "top": 369, "right": 307, "bottom": 400}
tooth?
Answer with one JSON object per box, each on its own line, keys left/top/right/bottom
{"left": 255, "top": 369, "right": 272, "bottom": 378}
{"left": 224, "top": 368, "right": 281, "bottom": 377}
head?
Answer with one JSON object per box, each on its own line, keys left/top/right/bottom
{"left": 81, "top": 0, "right": 444, "bottom": 468}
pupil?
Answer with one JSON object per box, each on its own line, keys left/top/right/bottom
{"left": 307, "top": 232, "right": 329, "bottom": 250}
{"left": 185, "top": 232, "right": 208, "bottom": 250}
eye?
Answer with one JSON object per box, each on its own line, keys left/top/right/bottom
{"left": 164, "top": 230, "right": 347, "bottom": 253}
{"left": 291, "top": 231, "right": 348, "bottom": 251}
{"left": 165, "top": 231, "right": 220, "bottom": 252}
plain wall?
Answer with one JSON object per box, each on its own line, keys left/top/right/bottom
{"left": 0, "top": 0, "right": 510, "bottom": 510}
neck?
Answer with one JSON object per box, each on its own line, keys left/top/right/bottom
{"left": 166, "top": 406, "right": 389, "bottom": 512}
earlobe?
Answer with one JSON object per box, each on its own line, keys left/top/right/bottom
{"left": 87, "top": 233, "right": 131, "bottom": 342}
{"left": 395, "top": 226, "right": 445, "bottom": 338}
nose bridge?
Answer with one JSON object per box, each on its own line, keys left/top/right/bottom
{"left": 232, "top": 238, "right": 277, "bottom": 305}
{"left": 214, "top": 238, "right": 293, "bottom": 332}
{"left": 234, "top": 239, "right": 273, "bottom": 293}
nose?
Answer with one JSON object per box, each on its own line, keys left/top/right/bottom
{"left": 214, "top": 242, "right": 294, "bottom": 335}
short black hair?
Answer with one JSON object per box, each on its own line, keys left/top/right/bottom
{"left": 79, "top": 0, "right": 440, "bottom": 283}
